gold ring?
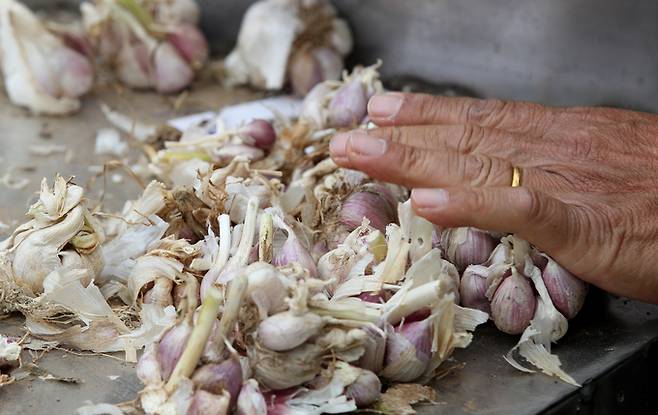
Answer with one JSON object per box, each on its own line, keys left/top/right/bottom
{"left": 511, "top": 166, "right": 522, "bottom": 187}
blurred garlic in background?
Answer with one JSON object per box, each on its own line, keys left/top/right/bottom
{"left": 223, "top": 0, "right": 353, "bottom": 96}
{"left": 0, "top": 0, "right": 94, "bottom": 114}
{"left": 81, "top": 0, "right": 208, "bottom": 93}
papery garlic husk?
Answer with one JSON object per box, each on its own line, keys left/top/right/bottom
{"left": 249, "top": 343, "right": 323, "bottom": 390}
{"left": 345, "top": 368, "right": 381, "bottom": 408}
{"left": 442, "top": 227, "right": 497, "bottom": 272}
{"left": 542, "top": 257, "right": 588, "bottom": 319}
{"left": 339, "top": 184, "right": 398, "bottom": 232}
{"left": 3, "top": 176, "right": 102, "bottom": 295}
{"left": 191, "top": 358, "right": 243, "bottom": 407}
{"left": 257, "top": 311, "right": 324, "bottom": 352}
{"left": 188, "top": 389, "right": 230, "bottom": 415}
{"left": 460, "top": 265, "right": 491, "bottom": 314}
{"left": 491, "top": 269, "right": 537, "bottom": 335}
{"left": 0, "top": 0, "right": 93, "bottom": 114}
{"left": 381, "top": 320, "right": 432, "bottom": 382}
{"left": 236, "top": 379, "right": 267, "bottom": 415}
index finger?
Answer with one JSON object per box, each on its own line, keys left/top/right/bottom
{"left": 368, "top": 92, "right": 555, "bottom": 135}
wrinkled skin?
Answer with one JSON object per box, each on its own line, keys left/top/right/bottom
{"left": 330, "top": 92, "right": 658, "bottom": 304}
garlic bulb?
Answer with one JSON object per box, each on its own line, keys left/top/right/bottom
{"left": 223, "top": 0, "right": 352, "bottom": 92}
{"left": 250, "top": 343, "right": 323, "bottom": 390}
{"left": 191, "top": 358, "right": 243, "bottom": 406}
{"left": 257, "top": 311, "right": 324, "bottom": 351}
{"left": 542, "top": 257, "right": 588, "bottom": 319}
{"left": 442, "top": 227, "right": 497, "bottom": 272}
{"left": 345, "top": 368, "right": 381, "bottom": 407}
{"left": 0, "top": 0, "right": 93, "bottom": 114}
{"left": 381, "top": 320, "right": 431, "bottom": 382}
{"left": 272, "top": 214, "right": 317, "bottom": 277}
{"left": 460, "top": 265, "right": 491, "bottom": 314}
{"left": 157, "top": 322, "right": 192, "bottom": 381}
{"left": 301, "top": 62, "right": 384, "bottom": 129}
{"left": 491, "top": 270, "right": 537, "bottom": 334}
{"left": 241, "top": 119, "right": 276, "bottom": 150}
{"left": 339, "top": 184, "right": 398, "bottom": 232}
{"left": 188, "top": 390, "right": 230, "bottom": 415}
{"left": 236, "top": 379, "right": 267, "bottom": 415}
{"left": 81, "top": 0, "right": 207, "bottom": 93}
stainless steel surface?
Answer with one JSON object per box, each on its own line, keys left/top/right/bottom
{"left": 2, "top": 1, "right": 658, "bottom": 414}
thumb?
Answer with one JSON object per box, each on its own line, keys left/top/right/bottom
{"left": 410, "top": 186, "right": 577, "bottom": 257}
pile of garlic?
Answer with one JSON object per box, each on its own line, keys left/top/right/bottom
{"left": 0, "top": 63, "right": 588, "bottom": 414}
{"left": 0, "top": 0, "right": 208, "bottom": 114}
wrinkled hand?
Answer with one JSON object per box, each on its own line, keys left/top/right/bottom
{"left": 329, "top": 92, "right": 658, "bottom": 303}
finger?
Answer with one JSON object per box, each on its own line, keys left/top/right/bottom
{"left": 368, "top": 125, "right": 552, "bottom": 164}
{"left": 368, "top": 92, "right": 554, "bottom": 135}
{"left": 329, "top": 131, "right": 544, "bottom": 188}
{"left": 410, "top": 186, "right": 577, "bottom": 256}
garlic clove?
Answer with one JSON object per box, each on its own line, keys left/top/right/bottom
{"left": 354, "top": 325, "right": 386, "bottom": 374}
{"left": 157, "top": 322, "right": 192, "bottom": 381}
{"left": 339, "top": 186, "right": 398, "bottom": 232}
{"left": 51, "top": 47, "right": 94, "bottom": 98}
{"left": 289, "top": 48, "right": 324, "bottom": 97}
{"left": 542, "top": 257, "right": 588, "bottom": 319}
{"left": 460, "top": 265, "right": 491, "bottom": 314}
{"left": 136, "top": 345, "right": 162, "bottom": 385}
{"left": 152, "top": 42, "right": 194, "bottom": 94}
{"left": 115, "top": 39, "right": 152, "bottom": 89}
{"left": 313, "top": 47, "right": 343, "bottom": 84}
{"left": 490, "top": 270, "right": 537, "bottom": 334}
{"left": 191, "top": 358, "right": 243, "bottom": 407}
{"left": 381, "top": 320, "right": 432, "bottom": 382}
{"left": 188, "top": 389, "right": 230, "bottom": 415}
{"left": 166, "top": 23, "right": 208, "bottom": 69}
{"left": 442, "top": 227, "right": 497, "bottom": 272}
{"left": 257, "top": 311, "right": 324, "bottom": 352}
{"left": 236, "top": 379, "right": 267, "bottom": 415}
{"left": 345, "top": 368, "right": 381, "bottom": 408}
{"left": 241, "top": 119, "right": 276, "bottom": 150}
{"left": 272, "top": 222, "right": 318, "bottom": 277}
{"left": 245, "top": 262, "right": 289, "bottom": 319}
{"left": 328, "top": 78, "right": 367, "bottom": 128}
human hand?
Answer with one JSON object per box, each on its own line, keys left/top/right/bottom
{"left": 329, "top": 92, "right": 658, "bottom": 303}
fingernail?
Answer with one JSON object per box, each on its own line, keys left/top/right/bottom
{"left": 368, "top": 93, "right": 404, "bottom": 119}
{"left": 412, "top": 188, "right": 449, "bottom": 209}
{"left": 330, "top": 133, "right": 349, "bottom": 159}
{"left": 348, "top": 133, "right": 387, "bottom": 156}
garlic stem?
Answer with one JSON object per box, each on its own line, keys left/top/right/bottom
{"left": 166, "top": 286, "right": 222, "bottom": 393}
{"left": 213, "top": 215, "right": 231, "bottom": 273}
{"left": 258, "top": 212, "right": 273, "bottom": 263}
{"left": 207, "top": 272, "right": 248, "bottom": 361}
{"left": 234, "top": 198, "right": 259, "bottom": 268}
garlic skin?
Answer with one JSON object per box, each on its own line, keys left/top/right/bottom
{"left": 191, "top": 358, "right": 243, "bottom": 407}
{"left": 136, "top": 345, "right": 162, "bottom": 385}
{"left": 245, "top": 262, "right": 289, "bottom": 319}
{"left": 542, "top": 257, "right": 588, "bottom": 319}
{"left": 345, "top": 368, "right": 381, "bottom": 408}
{"left": 237, "top": 379, "right": 267, "bottom": 415}
{"left": 355, "top": 326, "right": 386, "bottom": 374}
{"left": 257, "top": 312, "right": 324, "bottom": 352}
{"left": 0, "top": 0, "right": 93, "bottom": 114}
{"left": 152, "top": 42, "right": 195, "bottom": 94}
{"left": 491, "top": 270, "right": 537, "bottom": 335}
{"left": 442, "top": 227, "right": 497, "bottom": 272}
{"left": 460, "top": 265, "right": 491, "bottom": 314}
{"left": 249, "top": 343, "right": 323, "bottom": 390}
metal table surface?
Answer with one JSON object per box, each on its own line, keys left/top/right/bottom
{"left": 0, "top": 84, "right": 657, "bottom": 415}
